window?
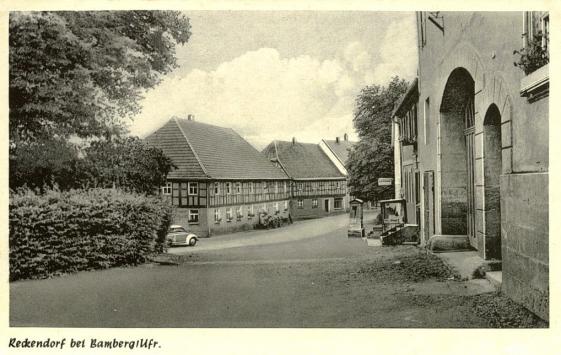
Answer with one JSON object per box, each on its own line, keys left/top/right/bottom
{"left": 312, "top": 199, "right": 318, "bottom": 208}
{"left": 274, "top": 182, "right": 278, "bottom": 193}
{"left": 336, "top": 181, "right": 340, "bottom": 189}
{"left": 297, "top": 183, "right": 303, "bottom": 192}
{"left": 226, "top": 182, "right": 232, "bottom": 194}
{"left": 283, "top": 181, "right": 287, "bottom": 193}
{"left": 424, "top": 97, "right": 430, "bottom": 144}
{"left": 161, "top": 183, "right": 172, "bottom": 195}
{"left": 214, "top": 209, "right": 221, "bottom": 223}
{"left": 415, "top": 171, "right": 420, "bottom": 203}
{"left": 214, "top": 182, "right": 220, "bottom": 195}
{"left": 236, "top": 206, "right": 243, "bottom": 219}
{"left": 542, "top": 12, "right": 550, "bottom": 52}
{"left": 334, "top": 198, "right": 343, "bottom": 210}
{"left": 284, "top": 201, "right": 288, "bottom": 210}
{"left": 297, "top": 200, "right": 304, "bottom": 209}
{"left": 235, "top": 182, "right": 241, "bottom": 194}
{"left": 188, "top": 182, "right": 198, "bottom": 195}
{"left": 419, "top": 12, "right": 427, "bottom": 48}
{"left": 249, "top": 182, "right": 254, "bottom": 194}
{"left": 226, "top": 208, "right": 233, "bottom": 221}
{"left": 263, "top": 182, "right": 268, "bottom": 193}
{"left": 248, "top": 204, "right": 254, "bottom": 217}
{"left": 274, "top": 202, "right": 279, "bottom": 213}
{"left": 188, "top": 209, "right": 199, "bottom": 224}
{"left": 399, "top": 103, "right": 417, "bottom": 145}
{"left": 523, "top": 12, "right": 549, "bottom": 67}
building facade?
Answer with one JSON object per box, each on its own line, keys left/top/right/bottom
{"left": 319, "top": 134, "right": 356, "bottom": 211}
{"left": 392, "top": 79, "right": 421, "bottom": 227}
{"left": 145, "top": 117, "right": 291, "bottom": 237}
{"left": 262, "top": 139, "right": 348, "bottom": 220}
{"left": 394, "top": 12, "right": 548, "bottom": 319}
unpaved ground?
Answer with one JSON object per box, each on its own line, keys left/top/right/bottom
{"left": 10, "top": 214, "right": 545, "bottom": 328}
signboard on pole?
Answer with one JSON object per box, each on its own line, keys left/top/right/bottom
{"left": 378, "top": 178, "right": 393, "bottom": 186}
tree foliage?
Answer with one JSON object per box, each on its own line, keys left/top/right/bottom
{"left": 347, "top": 76, "right": 409, "bottom": 202}
{"left": 79, "top": 137, "right": 176, "bottom": 194}
{"left": 9, "top": 11, "right": 189, "bottom": 192}
{"left": 10, "top": 11, "right": 191, "bottom": 143}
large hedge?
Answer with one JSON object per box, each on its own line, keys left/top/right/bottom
{"left": 9, "top": 188, "right": 172, "bottom": 281}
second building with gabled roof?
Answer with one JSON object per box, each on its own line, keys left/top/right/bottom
{"left": 262, "top": 139, "right": 348, "bottom": 220}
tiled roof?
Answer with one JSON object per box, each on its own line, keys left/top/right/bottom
{"left": 322, "top": 139, "right": 355, "bottom": 165}
{"left": 262, "top": 140, "right": 346, "bottom": 180}
{"left": 144, "top": 119, "right": 207, "bottom": 180}
{"left": 145, "top": 118, "right": 288, "bottom": 180}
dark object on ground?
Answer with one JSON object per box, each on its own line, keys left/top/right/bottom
{"left": 471, "top": 292, "right": 548, "bottom": 328}
{"left": 472, "top": 265, "right": 487, "bottom": 279}
{"left": 380, "top": 224, "right": 419, "bottom": 245}
{"left": 356, "top": 247, "right": 458, "bottom": 282}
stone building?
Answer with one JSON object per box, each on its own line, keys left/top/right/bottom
{"left": 393, "top": 11, "right": 549, "bottom": 320}
{"left": 262, "top": 139, "right": 348, "bottom": 220}
{"left": 145, "top": 116, "right": 291, "bottom": 237}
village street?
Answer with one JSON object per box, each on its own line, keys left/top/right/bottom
{"left": 11, "top": 212, "right": 540, "bottom": 328}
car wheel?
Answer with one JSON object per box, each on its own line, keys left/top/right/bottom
{"left": 189, "top": 238, "right": 197, "bottom": 246}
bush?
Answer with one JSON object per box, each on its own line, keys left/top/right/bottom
{"left": 9, "top": 188, "right": 172, "bottom": 281}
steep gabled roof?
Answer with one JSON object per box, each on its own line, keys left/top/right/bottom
{"left": 262, "top": 140, "right": 345, "bottom": 180}
{"left": 145, "top": 119, "right": 207, "bottom": 180}
{"left": 321, "top": 139, "right": 355, "bottom": 165}
{"left": 145, "top": 118, "right": 288, "bottom": 180}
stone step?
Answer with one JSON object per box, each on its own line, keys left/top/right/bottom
{"left": 486, "top": 271, "right": 502, "bottom": 290}
{"left": 427, "top": 234, "right": 472, "bottom": 253}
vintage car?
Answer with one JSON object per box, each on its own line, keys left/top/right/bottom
{"left": 166, "top": 225, "right": 199, "bottom": 247}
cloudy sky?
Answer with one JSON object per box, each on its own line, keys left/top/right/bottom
{"left": 129, "top": 11, "right": 418, "bottom": 149}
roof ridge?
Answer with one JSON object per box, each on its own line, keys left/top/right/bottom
{"left": 173, "top": 117, "right": 210, "bottom": 178}
{"left": 175, "top": 118, "right": 230, "bottom": 130}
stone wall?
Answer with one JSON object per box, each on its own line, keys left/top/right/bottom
{"left": 501, "top": 172, "right": 548, "bottom": 320}
{"left": 415, "top": 12, "right": 548, "bottom": 319}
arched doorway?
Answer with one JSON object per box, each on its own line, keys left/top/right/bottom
{"left": 483, "top": 104, "right": 502, "bottom": 259}
{"left": 439, "top": 68, "right": 476, "bottom": 247}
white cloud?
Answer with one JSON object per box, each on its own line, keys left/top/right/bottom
{"left": 130, "top": 20, "right": 417, "bottom": 149}
{"left": 371, "top": 16, "right": 418, "bottom": 85}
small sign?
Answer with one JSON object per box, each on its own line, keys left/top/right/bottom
{"left": 378, "top": 178, "right": 393, "bottom": 186}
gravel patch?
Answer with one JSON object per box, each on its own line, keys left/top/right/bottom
{"left": 470, "top": 292, "right": 548, "bottom": 328}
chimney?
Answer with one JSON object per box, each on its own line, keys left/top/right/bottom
{"left": 187, "top": 114, "right": 195, "bottom": 121}
{"left": 344, "top": 133, "right": 348, "bottom": 141}
{"left": 292, "top": 137, "right": 296, "bottom": 145}
{"left": 335, "top": 137, "right": 340, "bottom": 143}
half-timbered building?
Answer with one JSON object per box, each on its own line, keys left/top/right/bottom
{"left": 145, "top": 116, "right": 290, "bottom": 237}
{"left": 262, "top": 139, "right": 348, "bottom": 220}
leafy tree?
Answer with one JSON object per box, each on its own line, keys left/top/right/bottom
{"left": 9, "top": 11, "right": 190, "bottom": 191}
{"left": 79, "top": 137, "right": 176, "bottom": 194}
{"left": 9, "top": 11, "right": 191, "bottom": 144}
{"left": 347, "top": 76, "right": 408, "bottom": 202}
{"left": 9, "top": 138, "right": 82, "bottom": 191}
